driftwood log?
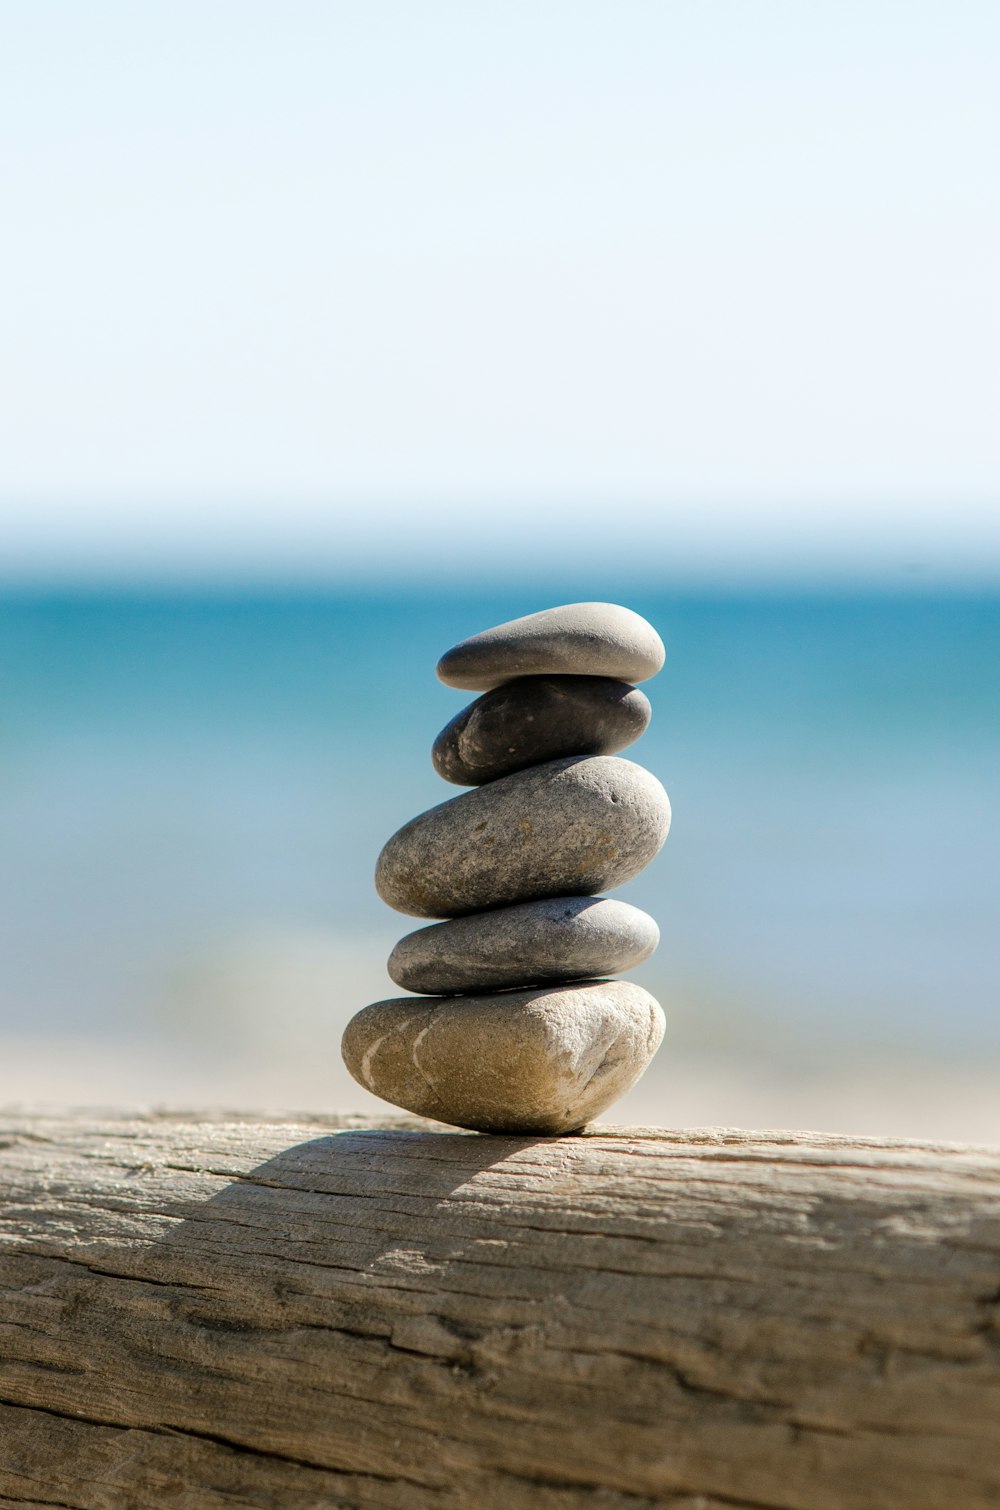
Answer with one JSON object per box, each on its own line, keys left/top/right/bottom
{"left": 0, "top": 1113, "right": 998, "bottom": 1509}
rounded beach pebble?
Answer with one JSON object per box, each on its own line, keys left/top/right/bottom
{"left": 432, "top": 675, "right": 651, "bottom": 786}
{"left": 436, "top": 602, "right": 665, "bottom": 691}
{"left": 341, "top": 980, "right": 666, "bottom": 1134}
{"left": 375, "top": 755, "right": 671, "bottom": 918}
{"left": 388, "top": 895, "right": 659, "bottom": 994}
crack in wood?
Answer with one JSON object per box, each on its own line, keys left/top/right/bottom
{"left": 1, "top": 1113, "right": 999, "bottom": 1508}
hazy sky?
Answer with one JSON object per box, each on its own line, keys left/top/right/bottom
{"left": 2, "top": 2, "right": 998, "bottom": 580}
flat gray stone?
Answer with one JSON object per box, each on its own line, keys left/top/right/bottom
{"left": 388, "top": 896, "right": 659, "bottom": 994}
{"left": 436, "top": 602, "right": 665, "bottom": 691}
{"left": 432, "top": 675, "right": 651, "bottom": 786}
{"left": 341, "top": 980, "right": 665, "bottom": 1134}
{"left": 375, "top": 755, "right": 671, "bottom": 918}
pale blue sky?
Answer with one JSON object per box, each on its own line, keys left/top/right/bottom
{"left": 1, "top": 1, "right": 998, "bottom": 579}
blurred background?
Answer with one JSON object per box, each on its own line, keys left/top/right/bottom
{"left": 1, "top": 2, "right": 998, "bottom": 1137}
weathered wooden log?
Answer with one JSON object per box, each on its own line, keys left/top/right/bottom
{"left": 0, "top": 1112, "right": 998, "bottom": 1509}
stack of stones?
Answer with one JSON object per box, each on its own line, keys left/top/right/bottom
{"left": 342, "top": 602, "right": 671, "bottom": 1135}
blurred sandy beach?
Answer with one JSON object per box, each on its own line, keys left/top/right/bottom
{"left": 3, "top": 1036, "right": 998, "bottom": 1145}
{"left": 1, "top": 922, "right": 997, "bottom": 1144}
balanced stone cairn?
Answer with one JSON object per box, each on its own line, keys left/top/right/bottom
{"left": 342, "top": 602, "right": 671, "bottom": 1135}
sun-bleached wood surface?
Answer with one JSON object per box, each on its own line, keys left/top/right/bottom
{"left": 0, "top": 1112, "right": 998, "bottom": 1509}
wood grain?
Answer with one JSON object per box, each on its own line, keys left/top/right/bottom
{"left": 0, "top": 1112, "right": 998, "bottom": 1508}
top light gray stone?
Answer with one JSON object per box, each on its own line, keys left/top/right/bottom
{"left": 436, "top": 602, "right": 666, "bottom": 692}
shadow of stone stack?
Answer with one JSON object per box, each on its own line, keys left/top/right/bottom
{"left": 342, "top": 602, "right": 671, "bottom": 1134}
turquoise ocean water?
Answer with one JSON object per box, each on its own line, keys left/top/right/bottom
{"left": 0, "top": 587, "right": 997, "bottom": 1066}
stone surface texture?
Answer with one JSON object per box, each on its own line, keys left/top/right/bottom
{"left": 432, "top": 675, "right": 651, "bottom": 786}
{"left": 341, "top": 980, "right": 665, "bottom": 1133}
{"left": 436, "top": 601, "right": 666, "bottom": 691}
{"left": 388, "top": 895, "right": 659, "bottom": 994}
{"left": 375, "top": 755, "right": 671, "bottom": 918}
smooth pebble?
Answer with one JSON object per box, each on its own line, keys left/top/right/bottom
{"left": 341, "top": 980, "right": 665, "bottom": 1134}
{"left": 375, "top": 755, "right": 671, "bottom": 918}
{"left": 388, "top": 895, "right": 659, "bottom": 994}
{"left": 432, "top": 675, "right": 651, "bottom": 786}
{"left": 436, "top": 602, "right": 665, "bottom": 692}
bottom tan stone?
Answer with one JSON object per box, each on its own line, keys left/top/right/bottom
{"left": 341, "top": 979, "right": 665, "bottom": 1134}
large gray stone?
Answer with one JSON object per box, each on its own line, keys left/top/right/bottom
{"left": 341, "top": 980, "right": 665, "bottom": 1134}
{"left": 388, "top": 895, "right": 659, "bottom": 994}
{"left": 436, "top": 602, "right": 665, "bottom": 691}
{"left": 375, "top": 755, "right": 671, "bottom": 918}
{"left": 432, "top": 675, "right": 651, "bottom": 786}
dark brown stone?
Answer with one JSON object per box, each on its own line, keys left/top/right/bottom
{"left": 432, "top": 675, "right": 651, "bottom": 786}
